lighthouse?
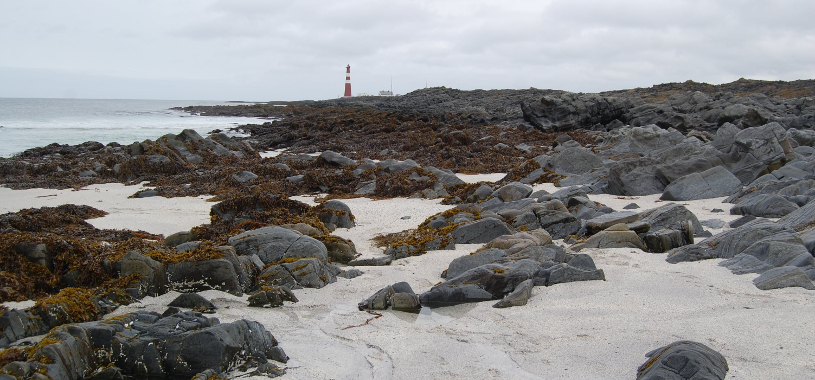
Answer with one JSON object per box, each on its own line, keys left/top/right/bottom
{"left": 344, "top": 65, "right": 352, "bottom": 97}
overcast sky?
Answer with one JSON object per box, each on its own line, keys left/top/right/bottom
{"left": 1, "top": 0, "right": 814, "bottom": 101}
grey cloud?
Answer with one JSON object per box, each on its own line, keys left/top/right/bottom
{"left": 1, "top": 0, "right": 813, "bottom": 100}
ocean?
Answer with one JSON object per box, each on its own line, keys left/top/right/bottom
{"left": 0, "top": 98, "right": 267, "bottom": 157}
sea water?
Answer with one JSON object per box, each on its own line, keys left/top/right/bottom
{"left": 0, "top": 98, "right": 267, "bottom": 157}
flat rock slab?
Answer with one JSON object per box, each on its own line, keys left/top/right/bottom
{"left": 660, "top": 165, "right": 742, "bottom": 201}
{"left": 637, "top": 340, "right": 728, "bottom": 380}
{"left": 753, "top": 266, "right": 815, "bottom": 290}
{"left": 586, "top": 211, "right": 639, "bottom": 233}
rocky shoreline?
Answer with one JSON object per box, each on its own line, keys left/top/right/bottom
{"left": 1, "top": 78, "right": 815, "bottom": 379}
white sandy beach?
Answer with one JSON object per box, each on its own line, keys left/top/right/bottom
{"left": 3, "top": 176, "right": 815, "bottom": 379}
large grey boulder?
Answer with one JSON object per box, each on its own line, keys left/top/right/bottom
{"left": 724, "top": 122, "right": 794, "bottom": 184}
{"left": 604, "top": 125, "right": 687, "bottom": 156}
{"left": 545, "top": 147, "right": 603, "bottom": 175}
{"left": 228, "top": 226, "right": 328, "bottom": 264}
{"left": 639, "top": 203, "right": 704, "bottom": 236}
{"left": 712, "top": 122, "right": 741, "bottom": 152}
{"left": 660, "top": 166, "right": 742, "bottom": 201}
{"left": 520, "top": 93, "right": 635, "bottom": 132}
{"left": 730, "top": 193, "right": 799, "bottom": 218}
{"left": 607, "top": 157, "right": 667, "bottom": 196}
{"left": 166, "top": 258, "right": 243, "bottom": 296}
{"left": 452, "top": 218, "right": 513, "bottom": 244}
{"left": 636, "top": 341, "right": 728, "bottom": 380}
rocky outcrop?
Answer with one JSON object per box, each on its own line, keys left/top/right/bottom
{"left": 637, "top": 341, "right": 728, "bottom": 380}
{"left": 0, "top": 311, "right": 287, "bottom": 379}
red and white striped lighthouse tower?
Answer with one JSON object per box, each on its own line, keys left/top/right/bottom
{"left": 343, "top": 65, "right": 352, "bottom": 97}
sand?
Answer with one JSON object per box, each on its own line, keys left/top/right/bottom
{"left": 0, "top": 183, "right": 213, "bottom": 237}
{"left": 3, "top": 178, "right": 815, "bottom": 379}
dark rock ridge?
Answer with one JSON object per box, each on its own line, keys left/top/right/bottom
{"left": 0, "top": 311, "right": 286, "bottom": 379}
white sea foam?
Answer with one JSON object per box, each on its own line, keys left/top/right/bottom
{"left": 0, "top": 98, "right": 267, "bottom": 157}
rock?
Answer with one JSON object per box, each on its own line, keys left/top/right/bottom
{"left": 547, "top": 262, "right": 606, "bottom": 285}
{"left": 492, "top": 279, "right": 534, "bottom": 308}
{"left": 546, "top": 147, "right": 603, "bottom": 175}
{"left": 232, "top": 171, "right": 258, "bottom": 183}
{"left": 571, "top": 227, "right": 646, "bottom": 251}
{"left": 321, "top": 236, "right": 359, "bottom": 263}
{"left": 355, "top": 181, "right": 376, "bottom": 195}
{"left": 536, "top": 210, "right": 582, "bottom": 239}
{"left": 585, "top": 211, "right": 639, "bottom": 234}
{"left": 491, "top": 182, "right": 533, "bottom": 202}
{"left": 701, "top": 219, "right": 725, "bottom": 229}
{"left": 13, "top": 242, "right": 53, "bottom": 271}
{"left": 247, "top": 286, "right": 298, "bottom": 307}
{"left": 639, "top": 203, "right": 704, "bottom": 236}
{"left": 604, "top": 125, "right": 688, "bottom": 156}
{"left": 451, "top": 218, "right": 513, "bottom": 244}
{"left": 753, "top": 266, "right": 815, "bottom": 290}
{"left": 376, "top": 158, "right": 420, "bottom": 173}
{"left": 729, "top": 215, "right": 757, "bottom": 228}
{"left": 347, "top": 256, "right": 393, "bottom": 266}
{"left": 643, "top": 227, "right": 692, "bottom": 253}
{"left": 419, "top": 284, "right": 494, "bottom": 307}
{"left": 228, "top": 226, "right": 328, "bottom": 264}
{"left": 165, "top": 231, "right": 197, "bottom": 247}
{"left": 167, "top": 293, "right": 216, "bottom": 312}
{"left": 538, "top": 186, "right": 588, "bottom": 203}
{"left": 358, "top": 285, "right": 395, "bottom": 310}
{"left": 317, "top": 200, "right": 356, "bottom": 230}
{"left": 778, "top": 201, "right": 815, "bottom": 232}
{"left": 725, "top": 122, "right": 793, "bottom": 184}
{"left": 390, "top": 292, "right": 421, "bottom": 313}
{"left": 426, "top": 166, "right": 465, "bottom": 187}
{"left": 636, "top": 340, "right": 728, "bottom": 380}
{"left": 118, "top": 251, "right": 168, "bottom": 297}
{"left": 666, "top": 220, "right": 788, "bottom": 263}
{"left": 166, "top": 258, "right": 243, "bottom": 296}
{"left": 483, "top": 231, "right": 551, "bottom": 254}
{"left": 320, "top": 150, "right": 357, "bottom": 166}
{"left": 280, "top": 223, "right": 321, "bottom": 237}
{"left": 623, "top": 203, "right": 640, "bottom": 209}
{"left": 607, "top": 157, "right": 667, "bottom": 196}
{"left": 338, "top": 269, "right": 363, "bottom": 279}
{"left": 445, "top": 248, "right": 506, "bottom": 279}
{"left": 660, "top": 166, "right": 742, "bottom": 201}
{"left": 258, "top": 265, "right": 298, "bottom": 289}
{"left": 280, "top": 258, "right": 340, "bottom": 289}
{"left": 730, "top": 194, "right": 799, "bottom": 218}
{"left": 520, "top": 93, "right": 634, "bottom": 132}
